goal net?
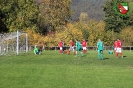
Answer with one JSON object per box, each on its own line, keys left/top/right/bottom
{"left": 0, "top": 30, "right": 28, "bottom": 55}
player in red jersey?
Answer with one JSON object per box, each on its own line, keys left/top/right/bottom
{"left": 58, "top": 39, "right": 63, "bottom": 54}
{"left": 113, "top": 40, "right": 117, "bottom": 53}
{"left": 82, "top": 39, "right": 87, "bottom": 54}
{"left": 69, "top": 40, "right": 74, "bottom": 51}
{"left": 68, "top": 40, "right": 75, "bottom": 55}
{"left": 116, "top": 38, "right": 123, "bottom": 58}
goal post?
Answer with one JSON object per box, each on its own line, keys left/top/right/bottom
{"left": 0, "top": 30, "right": 28, "bottom": 55}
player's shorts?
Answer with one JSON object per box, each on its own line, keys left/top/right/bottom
{"left": 116, "top": 48, "right": 122, "bottom": 53}
{"left": 69, "top": 46, "right": 74, "bottom": 51}
{"left": 76, "top": 48, "right": 82, "bottom": 51}
{"left": 60, "top": 47, "right": 62, "bottom": 50}
{"left": 82, "top": 47, "right": 87, "bottom": 50}
{"left": 98, "top": 50, "right": 103, "bottom": 54}
{"left": 114, "top": 48, "right": 117, "bottom": 50}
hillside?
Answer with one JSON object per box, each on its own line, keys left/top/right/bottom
{"left": 70, "top": 0, "right": 105, "bottom": 21}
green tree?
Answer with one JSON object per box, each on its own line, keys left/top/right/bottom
{"left": 0, "top": 9, "right": 8, "bottom": 33}
{"left": 103, "top": 0, "right": 133, "bottom": 32}
{"left": 0, "top": 0, "right": 40, "bottom": 32}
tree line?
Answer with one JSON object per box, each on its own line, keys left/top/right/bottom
{"left": 0, "top": 0, "right": 133, "bottom": 46}
{"left": 0, "top": 0, "right": 71, "bottom": 34}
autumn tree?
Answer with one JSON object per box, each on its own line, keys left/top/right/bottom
{"left": 79, "top": 12, "right": 88, "bottom": 23}
{"left": 120, "top": 27, "right": 133, "bottom": 46}
{"left": 38, "top": 0, "right": 72, "bottom": 34}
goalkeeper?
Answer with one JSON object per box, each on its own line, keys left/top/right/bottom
{"left": 97, "top": 39, "right": 104, "bottom": 60}
{"left": 34, "top": 46, "right": 40, "bottom": 55}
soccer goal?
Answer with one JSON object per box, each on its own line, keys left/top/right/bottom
{"left": 0, "top": 30, "right": 28, "bottom": 55}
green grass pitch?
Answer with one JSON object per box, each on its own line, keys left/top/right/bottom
{"left": 0, "top": 50, "right": 133, "bottom": 88}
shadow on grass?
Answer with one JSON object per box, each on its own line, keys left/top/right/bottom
{"left": 103, "top": 58, "right": 109, "bottom": 60}
{"left": 123, "top": 56, "right": 127, "bottom": 58}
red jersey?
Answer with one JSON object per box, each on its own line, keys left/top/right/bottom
{"left": 82, "top": 41, "right": 87, "bottom": 47}
{"left": 59, "top": 41, "right": 63, "bottom": 47}
{"left": 113, "top": 41, "right": 117, "bottom": 48}
{"left": 117, "top": 40, "right": 122, "bottom": 48}
{"left": 70, "top": 41, "right": 74, "bottom": 46}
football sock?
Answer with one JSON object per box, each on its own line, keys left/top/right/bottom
{"left": 98, "top": 52, "right": 100, "bottom": 59}
{"left": 60, "top": 50, "right": 62, "bottom": 53}
{"left": 116, "top": 53, "right": 118, "bottom": 58}
{"left": 81, "top": 52, "right": 84, "bottom": 56}
{"left": 83, "top": 50, "right": 85, "bottom": 53}
{"left": 76, "top": 51, "right": 78, "bottom": 56}
{"left": 120, "top": 52, "right": 123, "bottom": 57}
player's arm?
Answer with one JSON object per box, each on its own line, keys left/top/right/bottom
{"left": 96, "top": 43, "right": 98, "bottom": 50}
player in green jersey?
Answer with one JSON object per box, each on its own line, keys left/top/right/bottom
{"left": 34, "top": 45, "right": 40, "bottom": 55}
{"left": 75, "top": 39, "right": 83, "bottom": 56}
{"left": 97, "top": 39, "right": 104, "bottom": 60}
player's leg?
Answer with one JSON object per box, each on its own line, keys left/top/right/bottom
{"left": 79, "top": 48, "right": 84, "bottom": 56}
{"left": 62, "top": 47, "right": 65, "bottom": 54}
{"left": 75, "top": 47, "right": 78, "bottom": 56}
{"left": 72, "top": 46, "right": 75, "bottom": 52}
{"left": 68, "top": 46, "right": 71, "bottom": 55}
{"left": 72, "top": 46, "right": 76, "bottom": 55}
{"left": 67, "top": 47, "right": 70, "bottom": 55}
{"left": 98, "top": 50, "right": 101, "bottom": 60}
{"left": 119, "top": 48, "right": 123, "bottom": 58}
{"left": 82, "top": 47, "right": 85, "bottom": 54}
{"left": 114, "top": 48, "right": 116, "bottom": 54}
{"left": 59, "top": 47, "right": 62, "bottom": 54}
{"left": 85, "top": 47, "right": 87, "bottom": 53}
{"left": 116, "top": 48, "right": 119, "bottom": 58}
{"left": 100, "top": 50, "right": 104, "bottom": 60}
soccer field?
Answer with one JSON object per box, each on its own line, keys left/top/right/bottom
{"left": 0, "top": 50, "right": 133, "bottom": 88}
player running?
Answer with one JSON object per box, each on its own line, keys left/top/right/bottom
{"left": 67, "top": 40, "right": 75, "bottom": 55}
{"left": 75, "top": 39, "right": 83, "bottom": 56}
{"left": 82, "top": 39, "right": 87, "bottom": 54}
{"left": 116, "top": 38, "right": 123, "bottom": 58}
{"left": 97, "top": 39, "right": 104, "bottom": 60}
{"left": 69, "top": 40, "right": 74, "bottom": 52}
{"left": 58, "top": 39, "right": 63, "bottom": 54}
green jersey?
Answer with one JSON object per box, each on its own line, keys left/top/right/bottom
{"left": 76, "top": 41, "right": 82, "bottom": 50}
{"left": 97, "top": 41, "right": 104, "bottom": 50}
{"left": 34, "top": 46, "right": 38, "bottom": 54}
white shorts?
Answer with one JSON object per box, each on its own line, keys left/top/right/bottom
{"left": 60, "top": 47, "right": 62, "bottom": 50}
{"left": 70, "top": 46, "right": 74, "bottom": 51}
{"left": 82, "top": 47, "right": 87, "bottom": 50}
{"left": 116, "top": 48, "right": 122, "bottom": 53}
{"left": 114, "top": 48, "right": 117, "bottom": 50}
